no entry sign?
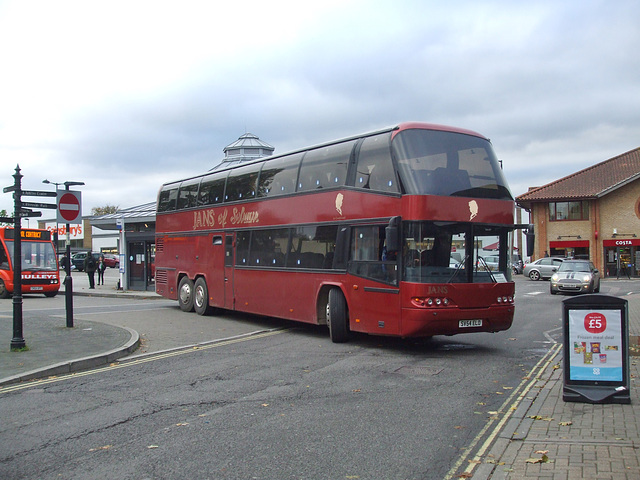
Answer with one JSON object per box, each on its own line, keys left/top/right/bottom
{"left": 57, "top": 190, "right": 82, "bottom": 224}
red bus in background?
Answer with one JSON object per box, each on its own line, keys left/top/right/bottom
{"left": 155, "top": 122, "right": 517, "bottom": 342}
{"left": 0, "top": 227, "right": 60, "bottom": 298}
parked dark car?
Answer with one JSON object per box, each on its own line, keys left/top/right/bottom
{"left": 550, "top": 260, "right": 601, "bottom": 295}
{"left": 523, "top": 257, "right": 564, "bottom": 280}
{"left": 72, "top": 252, "right": 101, "bottom": 272}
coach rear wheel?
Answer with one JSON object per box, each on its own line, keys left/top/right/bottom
{"left": 178, "top": 276, "right": 195, "bottom": 312}
{"left": 326, "top": 288, "right": 349, "bottom": 343}
{"left": 0, "top": 279, "right": 8, "bottom": 299}
{"left": 194, "top": 277, "right": 213, "bottom": 316}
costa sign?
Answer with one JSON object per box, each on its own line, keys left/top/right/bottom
{"left": 603, "top": 239, "right": 640, "bottom": 247}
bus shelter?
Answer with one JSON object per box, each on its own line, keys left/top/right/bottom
{"left": 90, "top": 203, "right": 156, "bottom": 292}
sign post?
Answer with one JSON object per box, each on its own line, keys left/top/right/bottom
{"left": 8, "top": 166, "right": 26, "bottom": 350}
{"left": 563, "top": 294, "right": 630, "bottom": 404}
{"left": 56, "top": 185, "right": 83, "bottom": 328}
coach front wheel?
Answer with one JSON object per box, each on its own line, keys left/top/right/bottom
{"left": 178, "top": 276, "right": 195, "bottom": 312}
{"left": 327, "top": 288, "right": 349, "bottom": 343}
{"left": 194, "top": 277, "right": 213, "bottom": 316}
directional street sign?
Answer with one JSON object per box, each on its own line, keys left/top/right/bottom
{"left": 22, "top": 201, "right": 57, "bottom": 209}
{"left": 18, "top": 210, "right": 42, "bottom": 218}
{"left": 0, "top": 216, "right": 14, "bottom": 223}
{"left": 3, "top": 185, "right": 16, "bottom": 193}
{"left": 57, "top": 190, "right": 82, "bottom": 224}
{"left": 22, "top": 190, "right": 58, "bottom": 197}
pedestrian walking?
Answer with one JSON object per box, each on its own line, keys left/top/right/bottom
{"left": 84, "top": 252, "right": 97, "bottom": 289}
{"left": 97, "top": 254, "right": 106, "bottom": 285}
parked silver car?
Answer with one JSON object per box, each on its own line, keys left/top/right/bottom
{"left": 550, "top": 260, "right": 601, "bottom": 294}
{"left": 479, "top": 255, "right": 500, "bottom": 271}
{"left": 523, "top": 257, "right": 564, "bottom": 280}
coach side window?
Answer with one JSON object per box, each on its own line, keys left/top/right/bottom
{"left": 355, "top": 133, "right": 398, "bottom": 193}
{"left": 177, "top": 179, "right": 200, "bottom": 210}
{"left": 198, "top": 173, "right": 227, "bottom": 205}
{"left": 297, "top": 141, "right": 355, "bottom": 192}
{"left": 157, "top": 185, "right": 179, "bottom": 212}
{"left": 225, "top": 164, "right": 260, "bottom": 202}
{"left": 258, "top": 153, "right": 303, "bottom": 197}
{"left": 348, "top": 225, "right": 397, "bottom": 284}
{"left": 235, "top": 231, "right": 251, "bottom": 266}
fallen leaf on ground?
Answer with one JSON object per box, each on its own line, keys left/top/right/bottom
{"left": 89, "top": 445, "right": 113, "bottom": 452}
{"left": 528, "top": 415, "right": 553, "bottom": 421}
{"left": 525, "top": 454, "right": 550, "bottom": 464}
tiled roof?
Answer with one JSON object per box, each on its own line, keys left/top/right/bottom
{"left": 516, "top": 147, "right": 640, "bottom": 207}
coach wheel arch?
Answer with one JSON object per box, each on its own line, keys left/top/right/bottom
{"left": 324, "top": 287, "right": 350, "bottom": 343}
{"left": 317, "top": 284, "right": 344, "bottom": 325}
{"left": 178, "top": 275, "right": 195, "bottom": 312}
{"left": 193, "top": 276, "right": 214, "bottom": 316}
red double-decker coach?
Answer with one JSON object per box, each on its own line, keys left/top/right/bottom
{"left": 155, "top": 122, "right": 518, "bottom": 342}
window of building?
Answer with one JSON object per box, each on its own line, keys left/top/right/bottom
{"left": 549, "top": 201, "right": 589, "bottom": 221}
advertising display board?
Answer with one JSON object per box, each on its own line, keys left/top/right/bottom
{"left": 563, "top": 295, "right": 630, "bottom": 404}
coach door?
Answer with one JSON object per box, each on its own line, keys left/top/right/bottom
{"left": 224, "top": 233, "right": 235, "bottom": 309}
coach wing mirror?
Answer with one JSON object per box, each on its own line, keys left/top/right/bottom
{"left": 385, "top": 216, "right": 401, "bottom": 253}
{"left": 525, "top": 223, "right": 535, "bottom": 257}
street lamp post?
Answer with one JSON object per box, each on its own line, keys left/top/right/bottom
{"left": 42, "top": 179, "right": 85, "bottom": 328}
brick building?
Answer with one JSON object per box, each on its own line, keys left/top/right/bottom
{"left": 516, "top": 147, "right": 640, "bottom": 278}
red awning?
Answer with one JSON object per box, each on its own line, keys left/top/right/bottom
{"left": 549, "top": 240, "right": 589, "bottom": 248}
{"left": 482, "top": 241, "right": 518, "bottom": 251}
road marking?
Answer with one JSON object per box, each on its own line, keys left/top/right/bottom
{"left": 444, "top": 342, "right": 562, "bottom": 480}
{"left": 52, "top": 306, "right": 172, "bottom": 317}
{"left": 0, "top": 328, "right": 288, "bottom": 395}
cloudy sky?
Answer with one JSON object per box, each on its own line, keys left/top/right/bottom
{"left": 1, "top": 0, "right": 638, "bottom": 220}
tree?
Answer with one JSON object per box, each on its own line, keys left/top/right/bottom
{"left": 0, "top": 209, "right": 12, "bottom": 226}
{"left": 91, "top": 204, "right": 119, "bottom": 216}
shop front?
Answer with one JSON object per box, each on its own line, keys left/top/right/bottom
{"left": 603, "top": 239, "right": 640, "bottom": 278}
{"left": 549, "top": 240, "right": 590, "bottom": 260}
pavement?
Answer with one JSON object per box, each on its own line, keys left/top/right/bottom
{"left": 1, "top": 273, "right": 639, "bottom": 479}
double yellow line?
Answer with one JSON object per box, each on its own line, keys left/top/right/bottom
{"left": 444, "top": 342, "right": 562, "bottom": 479}
{"left": 0, "top": 328, "right": 288, "bottom": 395}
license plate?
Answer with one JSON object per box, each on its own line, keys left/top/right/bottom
{"left": 30, "top": 286, "right": 43, "bottom": 291}
{"left": 459, "top": 319, "right": 482, "bottom": 328}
